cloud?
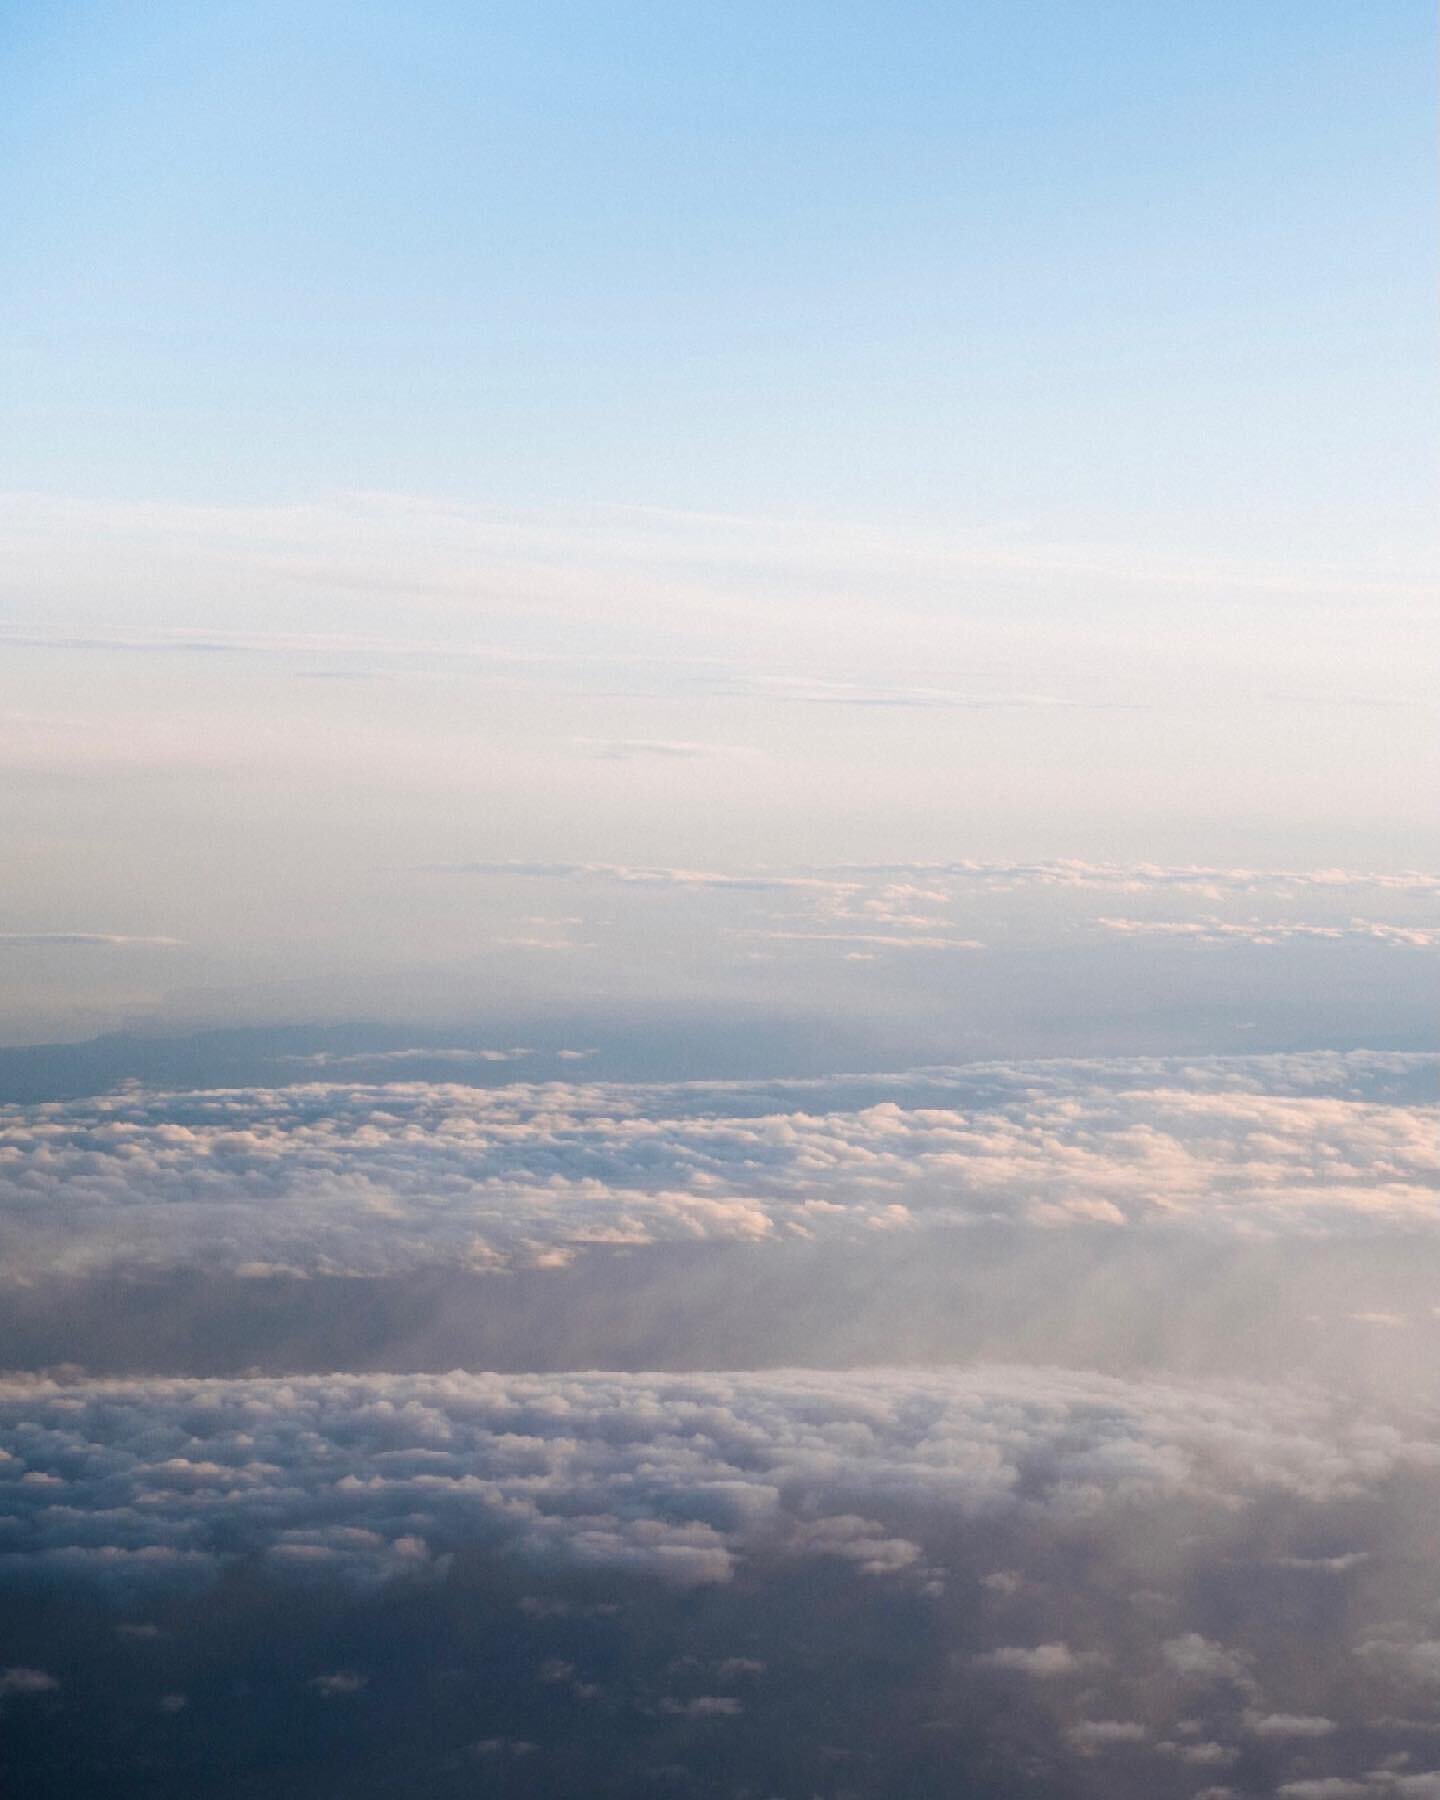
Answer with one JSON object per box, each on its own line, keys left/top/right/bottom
{"left": 435, "top": 855, "right": 1440, "bottom": 901}
{"left": 0, "top": 1666, "right": 59, "bottom": 1695}
{"left": 0, "top": 1051, "right": 1432, "bottom": 1285}
{"left": 433, "top": 859, "right": 852, "bottom": 894}
{"left": 1069, "top": 1718, "right": 1148, "bottom": 1749}
{"left": 277, "top": 1047, "right": 540, "bottom": 1068}
{"left": 728, "top": 929, "right": 984, "bottom": 951}
{"left": 1162, "top": 1634, "right": 1255, "bottom": 1687}
{"left": 0, "top": 933, "right": 184, "bottom": 948}
{"left": 5, "top": 1359, "right": 1440, "bottom": 1788}
{"left": 1247, "top": 1712, "right": 1337, "bottom": 1738}
{"left": 976, "top": 1643, "right": 1102, "bottom": 1677}
{"left": 2, "top": 1361, "right": 1437, "bottom": 1598}
{"left": 1097, "top": 918, "right": 1440, "bottom": 949}
{"left": 746, "top": 674, "right": 1124, "bottom": 710}
{"left": 310, "top": 1672, "right": 368, "bottom": 1696}
{"left": 572, "top": 739, "right": 754, "bottom": 760}
{"left": 1280, "top": 1780, "right": 1440, "bottom": 1799}
{"left": 828, "top": 859, "right": 1440, "bottom": 898}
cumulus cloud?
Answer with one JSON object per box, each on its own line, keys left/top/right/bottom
{"left": 310, "top": 1671, "right": 368, "bottom": 1696}
{"left": 0, "top": 1666, "right": 60, "bottom": 1695}
{"left": 976, "top": 1643, "right": 1102, "bottom": 1677}
{"left": 2, "top": 1361, "right": 1437, "bottom": 1595}
{"left": 1248, "top": 1712, "right": 1338, "bottom": 1738}
{"left": 1163, "top": 1634, "right": 1256, "bottom": 1689}
{"left": 0, "top": 1052, "right": 1432, "bottom": 1284}
{"left": 3, "top": 1361, "right": 1440, "bottom": 1789}
{"left": 1070, "top": 1718, "right": 1148, "bottom": 1749}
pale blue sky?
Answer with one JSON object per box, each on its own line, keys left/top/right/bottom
{"left": 2, "top": 1, "right": 1434, "bottom": 548}
{"left": 0, "top": 2, "right": 1435, "bottom": 1044}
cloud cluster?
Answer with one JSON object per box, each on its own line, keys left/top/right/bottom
{"left": 448, "top": 855, "right": 1440, "bottom": 902}
{"left": 1, "top": 1361, "right": 1435, "bottom": 1593}
{"left": 437, "top": 857, "right": 1440, "bottom": 965}
{"left": 1098, "top": 918, "right": 1440, "bottom": 949}
{"left": 6, "top": 1360, "right": 1440, "bottom": 1790}
{"left": 1, "top": 1052, "right": 1433, "bottom": 1283}
{"left": 0, "top": 934, "right": 184, "bottom": 949}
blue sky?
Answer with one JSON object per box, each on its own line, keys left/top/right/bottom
{"left": 0, "top": 1, "right": 1435, "bottom": 1044}
{"left": 3, "top": 1, "right": 1434, "bottom": 545}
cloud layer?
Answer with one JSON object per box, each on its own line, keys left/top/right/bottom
{"left": 1, "top": 1052, "right": 1433, "bottom": 1285}
{"left": 7, "top": 1362, "right": 1440, "bottom": 1792}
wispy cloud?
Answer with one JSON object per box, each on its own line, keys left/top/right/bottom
{"left": 728, "top": 929, "right": 984, "bottom": 951}
{"left": 435, "top": 856, "right": 1440, "bottom": 901}
{"left": 0, "top": 932, "right": 183, "bottom": 948}
{"left": 1097, "top": 917, "right": 1440, "bottom": 948}
{"left": 744, "top": 675, "right": 1134, "bottom": 710}
{"left": 572, "top": 738, "right": 756, "bottom": 760}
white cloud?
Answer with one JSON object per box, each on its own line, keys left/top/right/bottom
{"left": 1162, "top": 1634, "right": 1254, "bottom": 1686}
{"left": 2, "top": 1357, "right": 1439, "bottom": 1783}
{"left": 2, "top": 1361, "right": 1436, "bottom": 1597}
{"left": 0, "top": 1052, "right": 1432, "bottom": 1283}
{"left": 1246, "top": 1711, "right": 1337, "bottom": 1737}
{"left": 0, "top": 1667, "right": 59, "bottom": 1695}
{"left": 1069, "top": 1718, "right": 1147, "bottom": 1749}
{"left": 309, "top": 1672, "right": 368, "bottom": 1696}
{"left": 1097, "top": 917, "right": 1440, "bottom": 949}
{"left": 441, "top": 855, "right": 1440, "bottom": 902}
{"left": 976, "top": 1642, "right": 1102, "bottom": 1677}
{"left": 0, "top": 933, "right": 184, "bottom": 948}
{"left": 572, "top": 739, "right": 755, "bottom": 760}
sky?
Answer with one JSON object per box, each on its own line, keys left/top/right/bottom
{"left": 1, "top": 4, "right": 1438, "bottom": 1796}
{"left": 0, "top": 1, "right": 1436, "bottom": 1045}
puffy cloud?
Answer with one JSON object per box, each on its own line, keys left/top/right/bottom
{"left": 1247, "top": 1712, "right": 1338, "bottom": 1738}
{"left": 976, "top": 1643, "right": 1102, "bottom": 1677}
{"left": 4, "top": 1361, "right": 1440, "bottom": 1791}
{"left": 0, "top": 1052, "right": 1433, "bottom": 1283}
{"left": 0, "top": 1666, "right": 59, "bottom": 1695}
{"left": 310, "top": 1672, "right": 368, "bottom": 1697}
{"left": 657, "top": 1695, "right": 743, "bottom": 1717}
{"left": 1162, "top": 1635, "right": 1256, "bottom": 1688}
{"left": 1, "top": 1361, "right": 1437, "bottom": 1598}
{"left": 1069, "top": 1718, "right": 1148, "bottom": 1750}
